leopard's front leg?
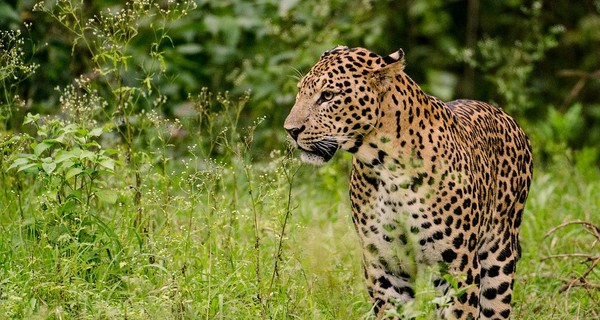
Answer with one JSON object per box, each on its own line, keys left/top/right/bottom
{"left": 362, "top": 255, "right": 415, "bottom": 319}
{"left": 350, "top": 166, "right": 417, "bottom": 319}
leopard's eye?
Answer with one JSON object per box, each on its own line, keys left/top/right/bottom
{"left": 319, "top": 91, "right": 335, "bottom": 103}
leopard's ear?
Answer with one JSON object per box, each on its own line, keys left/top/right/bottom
{"left": 370, "top": 48, "right": 406, "bottom": 92}
{"left": 382, "top": 48, "right": 405, "bottom": 66}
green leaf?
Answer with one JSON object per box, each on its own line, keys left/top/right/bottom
{"left": 76, "top": 128, "right": 89, "bottom": 137}
{"left": 42, "top": 162, "right": 57, "bottom": 174}
{"left": 98, "top": 157, "right": 115, "bottom": 171}
{"left": 62, "top": 124, "right": 78, "bottom": 134}
{"left": 33, "top": 142, "right": 51, "bottom": 156}
{"left": 23, "top": 113, "right": 39, "bottom": 125}
{"left": 89, "top": 127, "right": 104, "bottom": 137}
{"left": 65, "top": 167, "right": 83, "bottom": 179}
{"left": 17, "top": 163, "right": 39, "bottom": 173}
{"left": 42, "top": 138, "right": 63, "bottom": 145}
{"left": 104, "top": 149, "right": 119, "bottom": 155}
{"left": 8, "top": 158, "right": 29, "bottom": 171}
{"left": 54, "top": 150, "right": 77, "bottom": 163}
{"left": 79, "top": 150, "right": 95, "bottom": 161}
{"left": 95, "top": 189, "right": 118, "bottom": 204}
{"left": 84, "top": 141, "right": 101, "bottom": 149}
{"left": 58, "top": 199, "right": 78, "bottom": 215}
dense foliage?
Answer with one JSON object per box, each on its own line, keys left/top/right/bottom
{"left": 0, "top": 0, "right": 599, "bottom": 319}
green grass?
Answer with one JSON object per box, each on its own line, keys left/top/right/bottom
{"left": 1, "top": 136, "right": 599, "bottom": 319}
{"left": 513, "top": 157, "right": 600, "bottom": 319}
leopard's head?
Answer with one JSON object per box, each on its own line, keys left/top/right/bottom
{"left": 284, "top": 46, "right": 405, "bottom": 165}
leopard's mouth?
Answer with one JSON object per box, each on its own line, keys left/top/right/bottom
{"left": 298, "top": 139, "right": 339, "bottom": 165}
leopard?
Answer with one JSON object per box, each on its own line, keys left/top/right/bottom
{"left": 284, "top": 46, "right": 533, "bottom": 319}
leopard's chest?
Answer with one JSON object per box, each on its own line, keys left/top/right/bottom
{"left": 352, "top": 167, "right": 445, "bottom": 273}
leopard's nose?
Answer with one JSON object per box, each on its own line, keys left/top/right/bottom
{"left": 285, "top": 125, "right": 305, "bottom": 141}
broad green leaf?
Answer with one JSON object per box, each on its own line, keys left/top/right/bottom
{"left": 33, "top": 142, "right": 51, "bottom": 156}
{"left": 95, "top": 189, "right": 118, "bottom": 204}
{"left": 80, "top": 150, "right": 95, "bottom": 161}
{"left": 54, "top": 150, "right": 77, "bottom": 163}
{"left": 61, "top": 160, "right": 75, "bottom": 169}
{"left": 8, "top": 158, "right": 29, "bottom": 170}
{"left": 62, "top": 124, "right": 78, "bottom": 134}
{"left": 42, "top": 162, "right": 56, "bottom": 174}
{"left": 17, "top": 163, "right": 38, "bottom": 173}
{"left": 53, "top": 134, "right": 66, "bottom": 144}
{"left": 76, "top": 128, "right": 89, "bottom": 136}
{"left": 65, "top": 167, "right": 83, "bottom": 179}
{"left": 98, "top": 157, "right": 115, "bottom": 171}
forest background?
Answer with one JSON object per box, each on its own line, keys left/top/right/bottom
{"left": 1, "top": 0, "right": 599, "bottom": 319}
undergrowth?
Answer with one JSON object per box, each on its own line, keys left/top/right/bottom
{"left": 0, "top": 1, "right": 598, "bottom": 319}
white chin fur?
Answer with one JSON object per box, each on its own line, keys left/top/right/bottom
{"left": 300, "top": 151, "right": 327, "bottom": 166}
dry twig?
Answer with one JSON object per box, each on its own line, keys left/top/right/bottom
{"left": 543, "top": 220, "right": 600, "bottom": 309}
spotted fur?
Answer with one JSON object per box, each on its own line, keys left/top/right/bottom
{"left": 284, "top": 46, "right": 533, "bottom": 319}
